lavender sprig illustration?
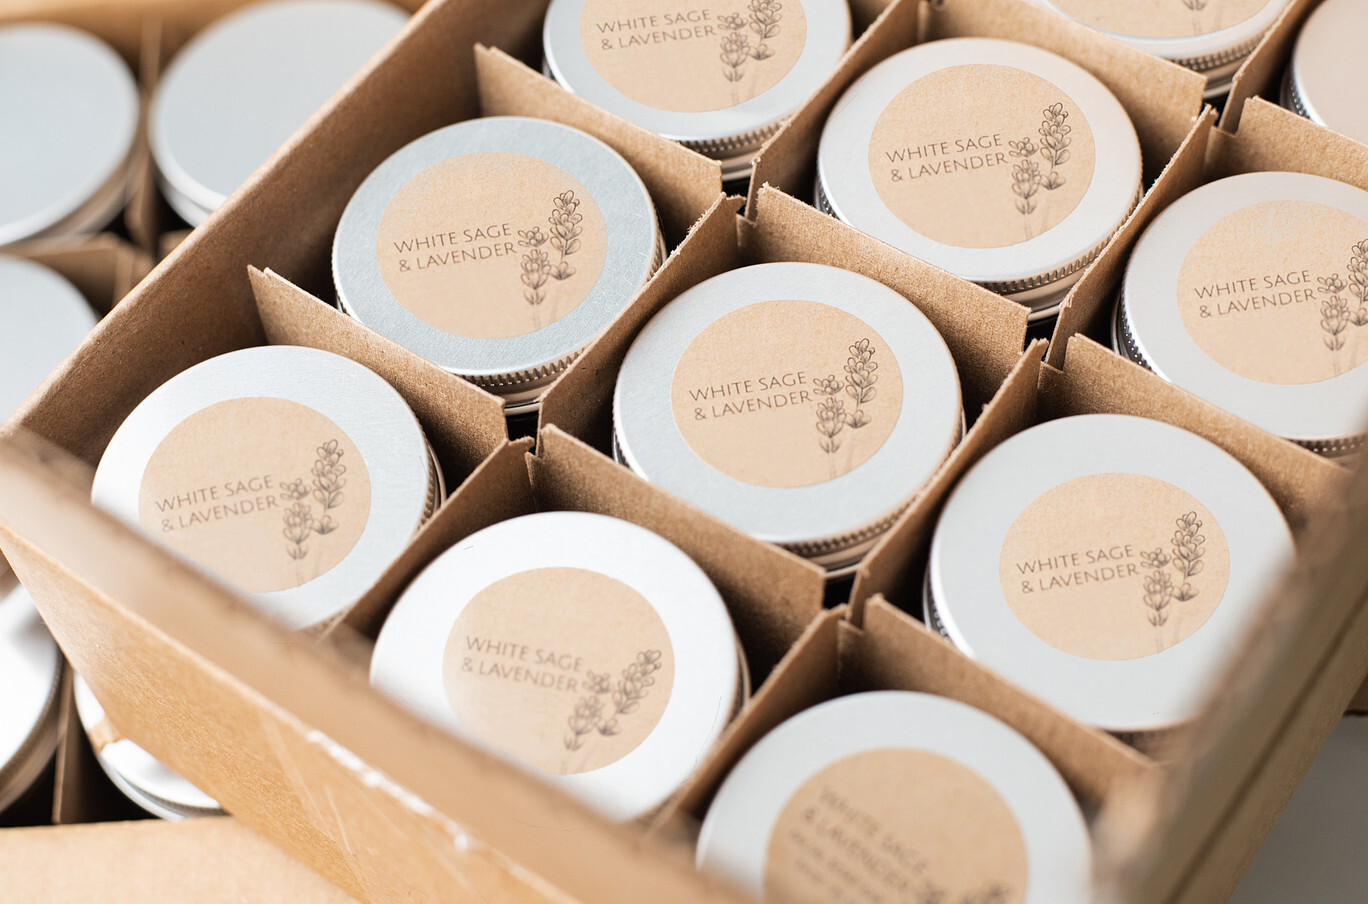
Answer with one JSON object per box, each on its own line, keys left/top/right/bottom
{"left": 1008, "top": 137, "right": 1041, "bottom": 215}
{"left": 844, "top": 337, "right": 878, "bottom": 428}
{"left": 718, "top": 14, "right": 750, "bottom": 82}
{"left": 311, "top": 440, "right": 346, "bottom": 535}
{"left": 563, "top": 650, "right": 663, "bottom": 751}
{"left": 1347, "top": 240, "right": 1368, "bottom": 323}
{"left": 1319, "top": 274, "right": 1351, "bottom": 352}
{"left": 564, "top": 694, "right": 603, "bottom": 751}
{"left": 1179, "top": 0, "right": 1208, "bottom": 10}
{"left": 812, "top": 339, "right": 879, "bottom": 475}
{"left": 1171, "top": 511, "right": 1204, "bottom": 603}
{"left": 547, "top": 191, "right": 583, "bottom": 281}
{"left": 1038, "top": 103, "right": 1071, "bottom": 190}
{"left": 517, "top": 225, "right": 551, "bottom": 312}
{"left": 1140, "top": 548, "right": 1174, "bottom": 629}
{"left": 1009, "top": 104, "right": 1071, "bottom": 227}
{"left": 747, "top": 0, "right": 782, "bottom": 60}
{"left": 282, "top": 501, "right": 314, "bottom": 560}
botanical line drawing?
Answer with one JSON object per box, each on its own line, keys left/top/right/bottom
{"left": 812, "top": 338, "right": 878, "bottom": 478}
{"left": 564, "top": 650, "right": 663, "bottom": 752}
{"left": 1139, "top": 511, "right": 1206, "bottom": 650}
{"left": 1316, "top": 239, "right": 1368, "bottom": 375}
{"left": 517, "top": 191, "right": 585, "bottom": 329}
{"left": 1178, "top": 0, "right": 1210, "bottom": 35}
{"left": 279, "top": 440, "right": 348, "bottom": 561}
{"left": 717, "top": 1, "right": 783, "bottom": 100}
{"left": 1008, "top": 103, "right": 1071, "bottom": 238}
{"left": 909, "top": 879, "right": 1012, "bottom": 904}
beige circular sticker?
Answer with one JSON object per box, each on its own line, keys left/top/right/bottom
{"left": 670, "top": 300, "right": 903, "bottom": 488}
{"left": 868, "top": 65, "right": 1096, "bottom": 249}
{"left": 998, "top": 474, "right": 1230, "bottom": 661}
{"left": 375, "top": 152, "right": 608, "bottom": 339}
{"left": 443, "top": 567, "right": 675, "bottom": 776}
{"left": 1176, "top": 201, "right": 1368, "bottom": 385}
{"left": 138, "top": 398, "right": 372, "bottom": 594}
{"left": 765, "top": 748, "right": 1028, "bottom": 904}
{"left": 1048, "top": 0, "right": 1268, "bottom": 39}
{"left": 578, "top": 0, "right": 807, "bottom": 113}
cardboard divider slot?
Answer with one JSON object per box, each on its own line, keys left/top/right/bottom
{"left": 1221, "top": 0, "right": 1330, "bottom": 134}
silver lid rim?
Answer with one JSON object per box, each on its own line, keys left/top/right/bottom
{"left": 816, "top": 38, "right": 1143, "bottom": 290}
{"left": 0, "top": 585, "right": 63, "bottom": 814}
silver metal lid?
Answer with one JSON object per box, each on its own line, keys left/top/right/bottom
{"left": 0, "top": 584, "right": 63, "bottom": 815}
{"left": 73, "top": 675, "right": 223, "bottom": 820}
{"left": 1, "top": 257, "right": 99, "bottom": 423}
{"left": 816, "top": 38, "right": 1141, "bottom": 321}
{"left": 1028, "top": 0, "right": 1289, "bottom": 97}
{"left": 150, "top": 0, "right": 408, "bottom": 226}
{"left": 613, "top": 262, "right": 962, "bottom": 573}
{"left": 1283, "top": 0, "right": 1368, "bottom": 147}
{"left": 542, "top": 0, "right": 851, "bottom": 181}
{"left": 370, "top": 511, "right": 741, "bottom": 822}
{"left": 334, "top": 116, "right": 662, "bottom": 413}
{"left": 696, "top": 691, "right": 1092, "bottom": 903}
{"left": 1116, "top": 171, "right": 1368, "bottom": 453}
{"left": 92, "top": 346, "right": 439, "bottom": 632}
{"left": 928, "top": 414, "right": 1294, "bottom": 734}
{"left": 0, "top": 24, "right": 139, "bottom": 246}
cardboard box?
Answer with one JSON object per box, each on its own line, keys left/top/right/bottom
{"left": 2, "top": 2, "right": 1367, "bottom": 904}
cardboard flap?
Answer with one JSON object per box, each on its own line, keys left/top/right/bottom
{"left": 0, "top": 427, "right": 756, "bottom": 904}
{"left": 1209, "top": 98, "right": 1368, "bottom": 189}
{"left": 1221, "top": 0, "right": 1319, "bottom": 133}
{"left": 475, "top": 45, "right": 722, "bottom": 244}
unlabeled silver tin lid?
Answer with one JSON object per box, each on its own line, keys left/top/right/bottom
{"left": 1029, "top": 0, "right": 1289, "bottom": 97}
{"left": 370, "top": 511, "right": 740, "bottom": 822}
{"left": 0, "top": 24, "right": 139, "bottom": 246}
{"left": 614, "top": 262, "right": 962, "bottom": 573}
{"left": 0, "top": 257, "right": 98, "bottom": 423}
{"left": 0, "top": 584, "right": 63, "bottom": 815}
{"left": 92, "top": 346, "right": 438, "bottom": 632}
{"left": 928, "top": 414, "right": 1293, "bottom": 735}
{"left": 73, "top": 675, "right": 223, "bottom": 820}
{"left": 542, "top": 0, "right": 851, "bottom": 180}
{"left": 696, "top": 691, "right": 1091, "bottom": 904}
{"left": 1282, "top": 0, "right": 1368, "bottom": 147}
{"left": 150, "top": 0, "right": 407, "bottom": 226}
{"left": 334, "top": 116, "right": 661, "bottom": 413}
{"left": 1116, "top": 171, "right": 1368, "bottom": 454}
{"left": 817, "top": 38, "right": 1142, "bottom": 321}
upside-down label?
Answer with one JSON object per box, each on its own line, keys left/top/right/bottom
{"left": 1048, "top": 0, "right": 1267, "bottom": 39}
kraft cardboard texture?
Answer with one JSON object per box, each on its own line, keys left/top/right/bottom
{"left": 1220, "top": 0, "right": 1345, "bottom": 135}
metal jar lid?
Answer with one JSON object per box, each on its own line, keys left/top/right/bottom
{"left": 1115, "top": 171, "right": 1368, "bottom": 454}
{"left": 697, "top": 691, "right": 1092, "bottom": 904}
{"left": 73, "top": 675, "right": 223, "bottom": 820}
{"left": 816, "top": 38, "right": 1142, "bottom": 322}
{"left": 1281, "top": 0, "right": 1368, "bottom": 147}
{"left": 0, "top": 24, "right": 139, "bottom": 246}
{"left": 370, "top": 511, "right": 741, "bottom": 822}
{"left": 1, "top": 257, "right": 99, "bottom": 423}
{"left": 542, "top": 0, "right": 851, "bottom": 181}
{"left": 333, "top": 116, "right": 662, "bottom": 414}
{"left": 92, "top": 346, "right": 441, "bottom": 632}
{"left": 150, "top": 0, "right": 408, "bottom": 226}
{"left": 1029, "top": 0, "right": 1290, "bottom": 98}
{"left": 927, "top": 414, "right": 1294, "bottom": 735}
{"left": 614, "top": 262, "right": 962, "bottom": 574}
{"left": 0, "top": 584, "right": 63, "bottom": 815}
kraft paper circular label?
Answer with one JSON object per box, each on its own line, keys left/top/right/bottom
{"left": 1048, "top": 0, "right": 1267, "bottom": 39}
{"left": 578, "top": 0, "right": 807, "bottom": 113}
{"left": 998, "top": 474, "right": 1230, "bottom": 661}
{"left": 1176, "top": 201, "right": 1368, "bottom": 385}
{"left": 138, "top": 398, "right": 372, "bottom": 594}
{"left": 443, "top": 567, "right": 675, "bottom": 776}
{"left": 376, "top": 152, "right": 608, "bottom": 339}
{"left": 764, "top": 748, "right": 1028, "bottom": 904}
{"left": 868, "top": 65, "right": 1096, "bottom": 249}
{"left": 669, "top": 300, "right": 903, "bottom": 488}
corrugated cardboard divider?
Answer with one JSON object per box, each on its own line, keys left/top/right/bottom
{"left": 655, "top": 600, "right": 1156, "bottom": 853}
{"left": 1220, "top": 0, "right": 1330, "bottom": 134}
{"left": 0, "top": 428, "right": 762, "bottom": 904}
{"left": 538, "top": 186, "right": 1029, "bottom": 460}
{"left": 746, "top": 0, "right": 1207, "bottom": 218}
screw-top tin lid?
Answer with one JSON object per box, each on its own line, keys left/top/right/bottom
{"left": 542, "top": 0, "right": 851, "bottom": 181}
{"left": 1, "top": 257, "right": 98, "bottom": 423}
{"left": 0, "top": 24, "right": 139, "bottom": 246}
{"left": 370, "top": 511, "right": 741, "bottom": 822}
{"left": 0, "top": 584, "right": 63, "bottom": 815}
{"left": 333, "top": 116, "right": 662, "bottom": 413}
{"left": 150, "top": 0, "right": 407, "bottom": 226}
{"left": 92, "top": 346, "right": 441, "bottom": 632}
{"left": 1115, "top": 171, "right": 1368, "bottom": 454}
{"left": 1282, "top": 0, "right": 1368, "bottom": 147}
{"left": 614, "top": 262, "right": 962, "bottom": 573}
{"left": 927, "top": 414, "right": 1293, "bottom": 735}
{"left": 73, "top": 675, "right": 223, "bottom": 820}
{"left": 697, "top": 691, "right": 1091, "bottom": 904}
{"left": 1029, "top": 0, "right": 1290, "bottom": 98}
{"left": 817, "top": 38, "right": 1142, "bottom": 321}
